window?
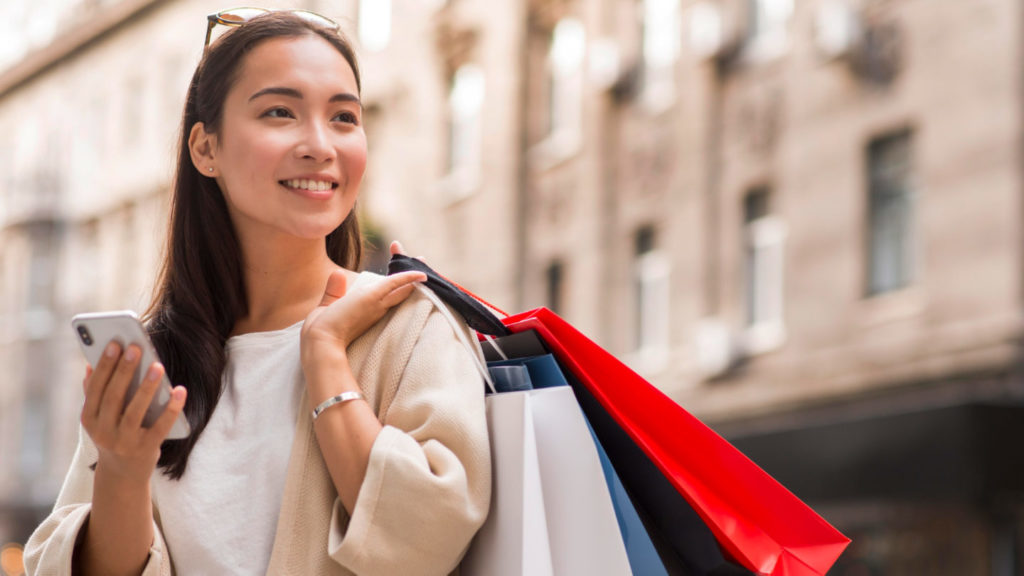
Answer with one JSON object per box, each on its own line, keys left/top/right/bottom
{"left": 123, "top": 76, "right": 144, "bottom": 149}
{"left": 642, "top": 0, "right": 680, "bottom": 109}
{"left": 19, "top": 391, "right": 48, "bottom": 481}
{"left": 743, "top": 189, "right": 786, "bottom": 352}
{"left": 26, "top": 227, "right": 56, "bottom": 340}
{"left": 445, "top": 64, "right": 485, "bottom": 196}
{"left": 546, "top": 260, "right": 564, "bottom": 315}
{"left": 747, "top": 0, "right": 793, "bottom": 50}
{"left": 162, "top": 54, "right": 186, "bottom": 117}
{"left": 867, "top": 131, "right": 914, "bottom": 295}
{"left": 548, "top": 18, "right": 585, "bottom": 140}
{"left": 358, "top": 0, "right": 391, "bottom": 52}
{"left": 634, "top": 226, "right": 670, "bottom": 359}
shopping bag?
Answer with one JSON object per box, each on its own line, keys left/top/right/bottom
{"left": 527, "top": 386, "right": 633, "bottom": 575}
{"left": 501, "top": 308, "right": 851, "bottom": 576}
{"left": 411, "top": 283, "right": 632, "bottom": 576}
{"left": 390, "top": 255, "right": 850, "bottom": 576}
{"left": 489, "top": 352, "right": 669, "bottom": 576}
{"left": 459, "top": 391, "right": 554, "bottom": 576}
{"left": 487, "top": 342, "right": 744, "bottom": 575}
{"left": 460, "top": 388, "right": 633, "bottom": 576}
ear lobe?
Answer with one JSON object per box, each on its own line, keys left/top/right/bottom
{"left": 188, "top": 121, "right": 217, "bottom": 174}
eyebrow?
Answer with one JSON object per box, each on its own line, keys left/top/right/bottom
{"left": 248, "top": 86, "right": 361, "bottom": 106}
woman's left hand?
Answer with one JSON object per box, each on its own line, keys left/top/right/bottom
{"left": 301, "top": 266, "right": 426, "bottom": 356}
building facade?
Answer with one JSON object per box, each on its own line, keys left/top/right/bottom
{"left": 1, "top": 0, "right": 1023, "bottom": 574}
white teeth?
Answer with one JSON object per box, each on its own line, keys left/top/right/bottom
{"left": 283, "top": 179, "right": 334, "bottom": 191}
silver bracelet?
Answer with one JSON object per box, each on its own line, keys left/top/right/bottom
{"left": 312, "top": 391, "right": 365, "bottom": 420}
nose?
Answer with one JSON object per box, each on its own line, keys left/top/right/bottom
{"left": 294, "top": 120, "right": 335, "bottom": 163}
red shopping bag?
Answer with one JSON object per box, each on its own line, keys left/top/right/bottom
{"left": 500, "top": 308, "right": 850, "bottom": 576}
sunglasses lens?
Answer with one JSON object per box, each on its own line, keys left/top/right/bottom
{"left": 217, "top": 7, "right": 268, "bottom": 24}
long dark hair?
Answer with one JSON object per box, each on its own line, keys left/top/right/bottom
{"left": 144, "top": 13, "right": 363, "bottom": 480}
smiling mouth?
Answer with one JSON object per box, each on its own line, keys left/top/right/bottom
{"left": 280, "top": 179, "right": 339, "bottom": 192}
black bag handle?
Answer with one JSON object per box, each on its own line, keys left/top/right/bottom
{"left": 387, "top": 254, "right": 511, "bottom": 337}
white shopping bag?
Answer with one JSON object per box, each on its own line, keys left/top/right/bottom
{"left": 529, "top": 386, "right": 632, "bottom": 576}
{"left": 461, "top": 392, "right": 554, "bottom": 576}
{"left": 415, "top": 286, "right": 631, "bottom": 576}
{"left": 461, "top": 388, "right": 632, "bottom": 576}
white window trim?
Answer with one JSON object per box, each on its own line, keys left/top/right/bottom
{"left": 358, "top": 0, "right": 392, "bottom": 53}
{"left": 433, "top": 165, "right": 481, "bottom": 206}
{"left": 742, "top": 0, "right": 793, "bottom": 63}
{"left": 531, "top": 18, "right": 585, "bottom": 170}
{"left": 641, "top": 0, "right": 681, "bottom": 113}
{"left": 743, "top": 215, "right": 787, "bottom": 355}
{"left": 436, "top": 65, "right": 485, "bottom": 204}
{"left": 629, "top": 249, "right": 671, "bottom": 375}
{"left": 528, "top": 128, "right": 581, "bottom": 173}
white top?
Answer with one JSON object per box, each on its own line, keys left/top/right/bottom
{"left": 151, "top": 319, "right": 306, "bottom": 575}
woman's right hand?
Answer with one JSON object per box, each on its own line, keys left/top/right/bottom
{"left": 81, "top": 341, "right": 187, "bottom": 484}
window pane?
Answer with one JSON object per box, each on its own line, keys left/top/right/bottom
{"left": 448, "top": 65, "right": 485, "bottom": 172}
{"left": 643, "top": 0, "right": 680, "bottom": 68}
{"left": 20, "top": 392, "right": 47, "bottom": 479}
{"left": 634, "top": 226, "right": 669, "bottom": 352}
{"left": 748, "top": 0, "right": 793, "bottom": 39}
{"left": 745, "top": 189, "right": 767, "bottom": 325}
{"left": 548, "top": 18, "right": 585, "bottom": 136}
{"left": 546, "top": 261, "right": 564, "bottom": 315}
{"left": 867, "top": 132, "right": 914, "bottom": 295}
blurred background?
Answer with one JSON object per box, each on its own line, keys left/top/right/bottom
{"left": 1, "top": 0, "right": 1023, "bottom": 574}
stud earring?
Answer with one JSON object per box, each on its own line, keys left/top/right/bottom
{"left": 208, "top": 167, "right": 214, "bottom": 173}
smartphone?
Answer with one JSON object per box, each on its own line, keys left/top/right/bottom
{"left": 71, "top": 311, "right": 191, "bottom": 440}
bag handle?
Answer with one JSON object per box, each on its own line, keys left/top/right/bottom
{"left": 388, "top": 254, "right": 511, "bottom": 337}
{"left": 414, "top": 285, "right": 498, "bottom": 395}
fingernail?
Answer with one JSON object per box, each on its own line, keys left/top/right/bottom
{"left": 173, "top": 387, "right": 186, "bottom": 402}
{"left": 146, "top": 364, "right": 162, "bottom": 381}
{"left": 125, "top": 346, "right": 140, "bottom": 362}
{"left": 105, "top": 342, "right": 119, "bottom": 358}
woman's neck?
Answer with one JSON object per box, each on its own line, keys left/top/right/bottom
{"left": 231, "top": 233, "right": 341, "bottom": 337}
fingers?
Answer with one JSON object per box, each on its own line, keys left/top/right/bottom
{"left": 120, "top": 362, "right": 164, "bottom": 431}
{"left": 381, "top": 281, "right": 421, "bottom": 308}
{"left": 377, "top": 271, "right": 426, "bottom": 307}
{"left": 97, "top": 344, "right": 142, "bottom": 431}
{"left": 389, "top": 240, "right": 406, "bottom": 256}
{"left": 319, "top": 269, "right": 348, "bottom": 307}
{"left": 83, "top": 365, "right": 93, "bottom": 394}
{"left": 143, "top": 386, "right": 187, "bottom": 447}
{"left": 377, "top": 271, "right": 426, "bottom": 296}
{"left": 82, "top": 341, "right": 121, "bottom": 423}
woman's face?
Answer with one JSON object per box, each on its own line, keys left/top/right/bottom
{"left": 205, "top": 35, "right": 366, "bottom": 243}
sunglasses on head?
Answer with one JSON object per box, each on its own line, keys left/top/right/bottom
{"left": 204, "top": 7, "right": 340, "bottom": 48}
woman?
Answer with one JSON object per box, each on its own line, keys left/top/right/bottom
{"left": 25, "top": 10, "right": 490, "bottom": 576}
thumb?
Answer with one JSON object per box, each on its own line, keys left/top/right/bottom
{"left": 319, "top": 270, "right": 348, "bottom": 307}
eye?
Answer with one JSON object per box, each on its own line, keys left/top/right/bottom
{"left": 333, "top": 111, "right": 359, "bottom": 125}
{"left": 262, "top": 107, "right": 294, "bottom": 119}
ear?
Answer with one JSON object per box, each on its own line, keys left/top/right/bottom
{"left": 188, "top": 122, "right": 219, "bottom": 176}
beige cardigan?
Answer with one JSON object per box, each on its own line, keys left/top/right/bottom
{"left": 25, "top": 286, "right": 492, "bottom": 576}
